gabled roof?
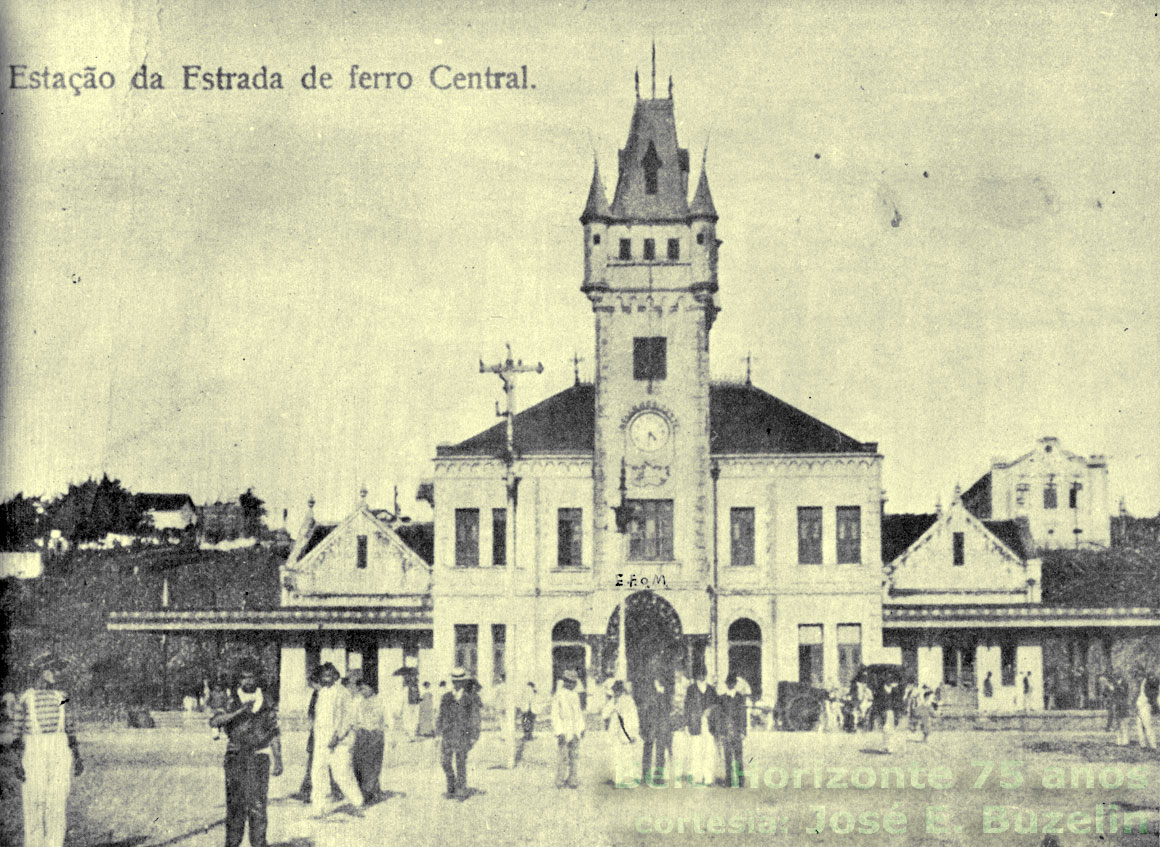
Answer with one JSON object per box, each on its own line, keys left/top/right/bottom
{"left": 961, "top": 472, "right": 991, "bottom": 519}
{"left": 297, "top": 524, "right": 337, "bottom": 560}
{"left": 982, "top": 519, "right": 1034, "bottom": 561}
{"left": 437, "top": 382, "right": 877, "bottom": 457}
{"left": 610, "top": 98, "right": 690, "bottom": 221}
{"left": 881, "top": 513, "right": 939, "bottom": 565}
{"left": 137, "top": 493, "right": 195, "bottom": 512}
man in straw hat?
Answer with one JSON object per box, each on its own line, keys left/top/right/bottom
{"left": 14, "top": 655, "right": 82, "bottom": 847}
{"left": 208, "top": 658, "right": 283, "bottom": 847}
{"left": 437, "top": 667, "right": 481, "bottom": 799}
{"left": 551, "top": 669, "right": 586, "bottom": 789}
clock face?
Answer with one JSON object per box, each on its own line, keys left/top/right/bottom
{"left": 630, "top": 412, "right": 671, "bottom": 452}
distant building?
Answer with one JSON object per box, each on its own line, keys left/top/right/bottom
{"left": 961, "top": 437, "right": 1110, "bottom": 550}
{"left": 136, "top": 493, "right": 198, "bottom": 532}
{"left": 198, "top": 500, "right": 246, "bottom": 541}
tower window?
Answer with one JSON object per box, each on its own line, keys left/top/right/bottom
{"left": 730, "top": 507, "right": 755, "bottom": 566}
{"left": 627, "top": 499, "right": 674, "bottom": 560}
{"left": 356, "top": 535, "right": 368, "bottom": 569}
{"left": 643, "top": 238, "right": 655, "bottom": 260}
{"left": 642, "top": 140, "right": 662, "bottom": 195}
{"left": 1044, "top": 484, "right": 1058, "bottom": 510}
{"left": 633, "top": 336, "right": 667, "bottom": 381}
{"left": 696, "top": 232, "right": 705, "bottom": 245}
{"left": 953, "top": 532, "right": 965, "bottom": 566}
{"left": 667, "top": 238, "right": 680, "bottom": 260}
{"left": 1069, "top": 482, "right": 1082, "bottom": 509}
{"left": 592, "top": 234, "right": 601, "bottom": 245}
{"left": 619, "top": 239, "right": 631, "bottom": 260}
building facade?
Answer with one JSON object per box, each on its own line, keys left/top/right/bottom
{"left": 961, "top": 436, "right": 1110, "bottom": 550}
{"left": 430, "top": 86, "right": 888, "bottom": 704}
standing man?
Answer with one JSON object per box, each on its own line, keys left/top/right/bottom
{"left": 717, "top": 674, "right": 747, "bottom": 787}
{"left": 683, "top": 669, "right": 717, "bottom": 787}
{"left": 551, "top": 669, "right": 585, "bottom": 790}
{"left": 208, "top": 660, "right": 282, "bottom": 847}
{"left": 15, "top": 658, "right": 83, "bottom": 847}
{"left": 309, "top": 663, "right": 362, "bottom": 817}
{"left": 639, "top": 677, "right": 671, "bottom": 785}
{"left": 437, "top": 667, "right": 480, "bottom": 799}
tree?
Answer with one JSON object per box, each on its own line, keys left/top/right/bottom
{"left": 0, "top": 492, "right": 45, "bottom": 550}
{"left": 239, "top": 488, "right": 266, "bottom": 537}
{"left": 47, "top": 474, "right": 146, "bottom": 542}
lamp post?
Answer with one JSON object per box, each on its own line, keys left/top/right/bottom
{"left": 610, "top": 458, "right": 636, "bottom": 681}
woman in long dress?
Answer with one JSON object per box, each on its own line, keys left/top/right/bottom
{"left": 601, "top": 681, "right": 639, "bottom": 787}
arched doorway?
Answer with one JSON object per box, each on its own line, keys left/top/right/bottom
{"left": 605, "top": 591, "right": 683, "bottom": 692}
{"left": 552, "top": 618, "right": 587, "bottom": 692}
{"left": 727, "top": 618, "right": 762, "bottom": 700}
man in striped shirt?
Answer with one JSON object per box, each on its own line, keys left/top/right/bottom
{"left": 14, "top": 661, "right": 83, "bottom": 847}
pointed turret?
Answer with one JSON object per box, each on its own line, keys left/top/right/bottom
{"left": 580, "top": 159, "right": 611, "bottom": 223}
{"left": 689, "top": 164, "right": 718, "bottom": 221}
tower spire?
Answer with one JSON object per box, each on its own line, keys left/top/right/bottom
{"left": 634, "top": 68, "right": 639, "bottom": 99}
{"left": 651, "top": 41, "right": 656, "bottom": 98}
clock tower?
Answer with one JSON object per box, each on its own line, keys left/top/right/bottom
{"left": 582, "top": 77, "right": 720, "bottom": 591}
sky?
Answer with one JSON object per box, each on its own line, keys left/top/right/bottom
{"left": 2, "top": 0, "right": 1157, "bottom": 528}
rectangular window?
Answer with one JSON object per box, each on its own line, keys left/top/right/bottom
{"left": 557, "top": 508, "right": 583, "bottom": 568}
{"left": 643, "top": 238, "right": 656, "bottom": 260}
{"left": 952, "top": 532, "right": 965, "bottom": 566}
{"left": 1000, "top": 642, "right": 1017, "bottom": 687}
{"left": 492, "top": 624, "right": 506, "bottom": 685}
{"left": 356, "top": 534, "right": 368, "bottom": 569}
{"left": 836, "top": 506, "right": 861, "bottom": 564}
{"left": 730, "top": 507, "right": 755, "bottom": 566}
{"left": 798, "top": 625, "right": 824, "bottom": 687}
{"left": 797, "top": 507, "right": 823, "bottom": 564}
{"left": 619, "top": 238, "right": 632, "bottom": 260}
{"left": 1043, "top": 484, "right": 1057, "bottom": 510}
{"left": 453, "top": 624, "right": 478, "bottom": 677}
{"left": 1015, "top": 483, "right": 1030, "bottom": 507}
{"left": 491, "top": 508, "right": 506, "bottom": 567}
{"left": 633, "top": 336, "right": 667, "bottom": 381}
{"left": 837, "top": 624, "right": 862, "bottom": 687}
{"left": 667, "top": 238, "right": 680, "bottom": 260}
{"left": 1069, "top": 482, "right": 1081, "bottom": 509}
{"left": 454, "top": 508, "right": 480, "bottom": 568}
{"left": 628, "top": 499, "right": 674, "bottom": 561}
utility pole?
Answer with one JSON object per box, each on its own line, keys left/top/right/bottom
{"left": 480, "top": 343, "right": 542, "bottom": 769}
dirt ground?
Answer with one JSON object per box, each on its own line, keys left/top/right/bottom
{"left": 3, "top": 725, "right": 1158, "bottom": 847}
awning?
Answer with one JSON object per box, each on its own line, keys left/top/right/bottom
{"left": 108, "top": 604, "right": 433, "bottom": 632}
{"left": 884, "top": 604, "right": 1160, "bottom": 630}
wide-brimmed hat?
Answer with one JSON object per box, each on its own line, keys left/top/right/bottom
{"left": 562, "top": 669, "right": 579, "bottom": 683}
{"left": 450, "top": 666, "right": 468, "bottom": 683}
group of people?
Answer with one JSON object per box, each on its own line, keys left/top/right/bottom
{"left": 1100, "top": 669, "right": 1160, "bottom": 749}
{"left": 597, "top": 668, "right": 752, "bottom": 789}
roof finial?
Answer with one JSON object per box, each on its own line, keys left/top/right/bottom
{"left": 651, "top": 41, "right": 656, "bottom": 99}
{"left": 744, "top": 352, "right": 752, "bottom": 385}
{"left": 572, "top": 352, "right": 584, "bottom": 385}
{"left": 360, "top": 483, "right": 368, "bottom": 504}
{"left": 634, "top": 68, "right": 639, "bottom": 99}
{"left": 668, "top": 74, "right": 673, "bottom": 99}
